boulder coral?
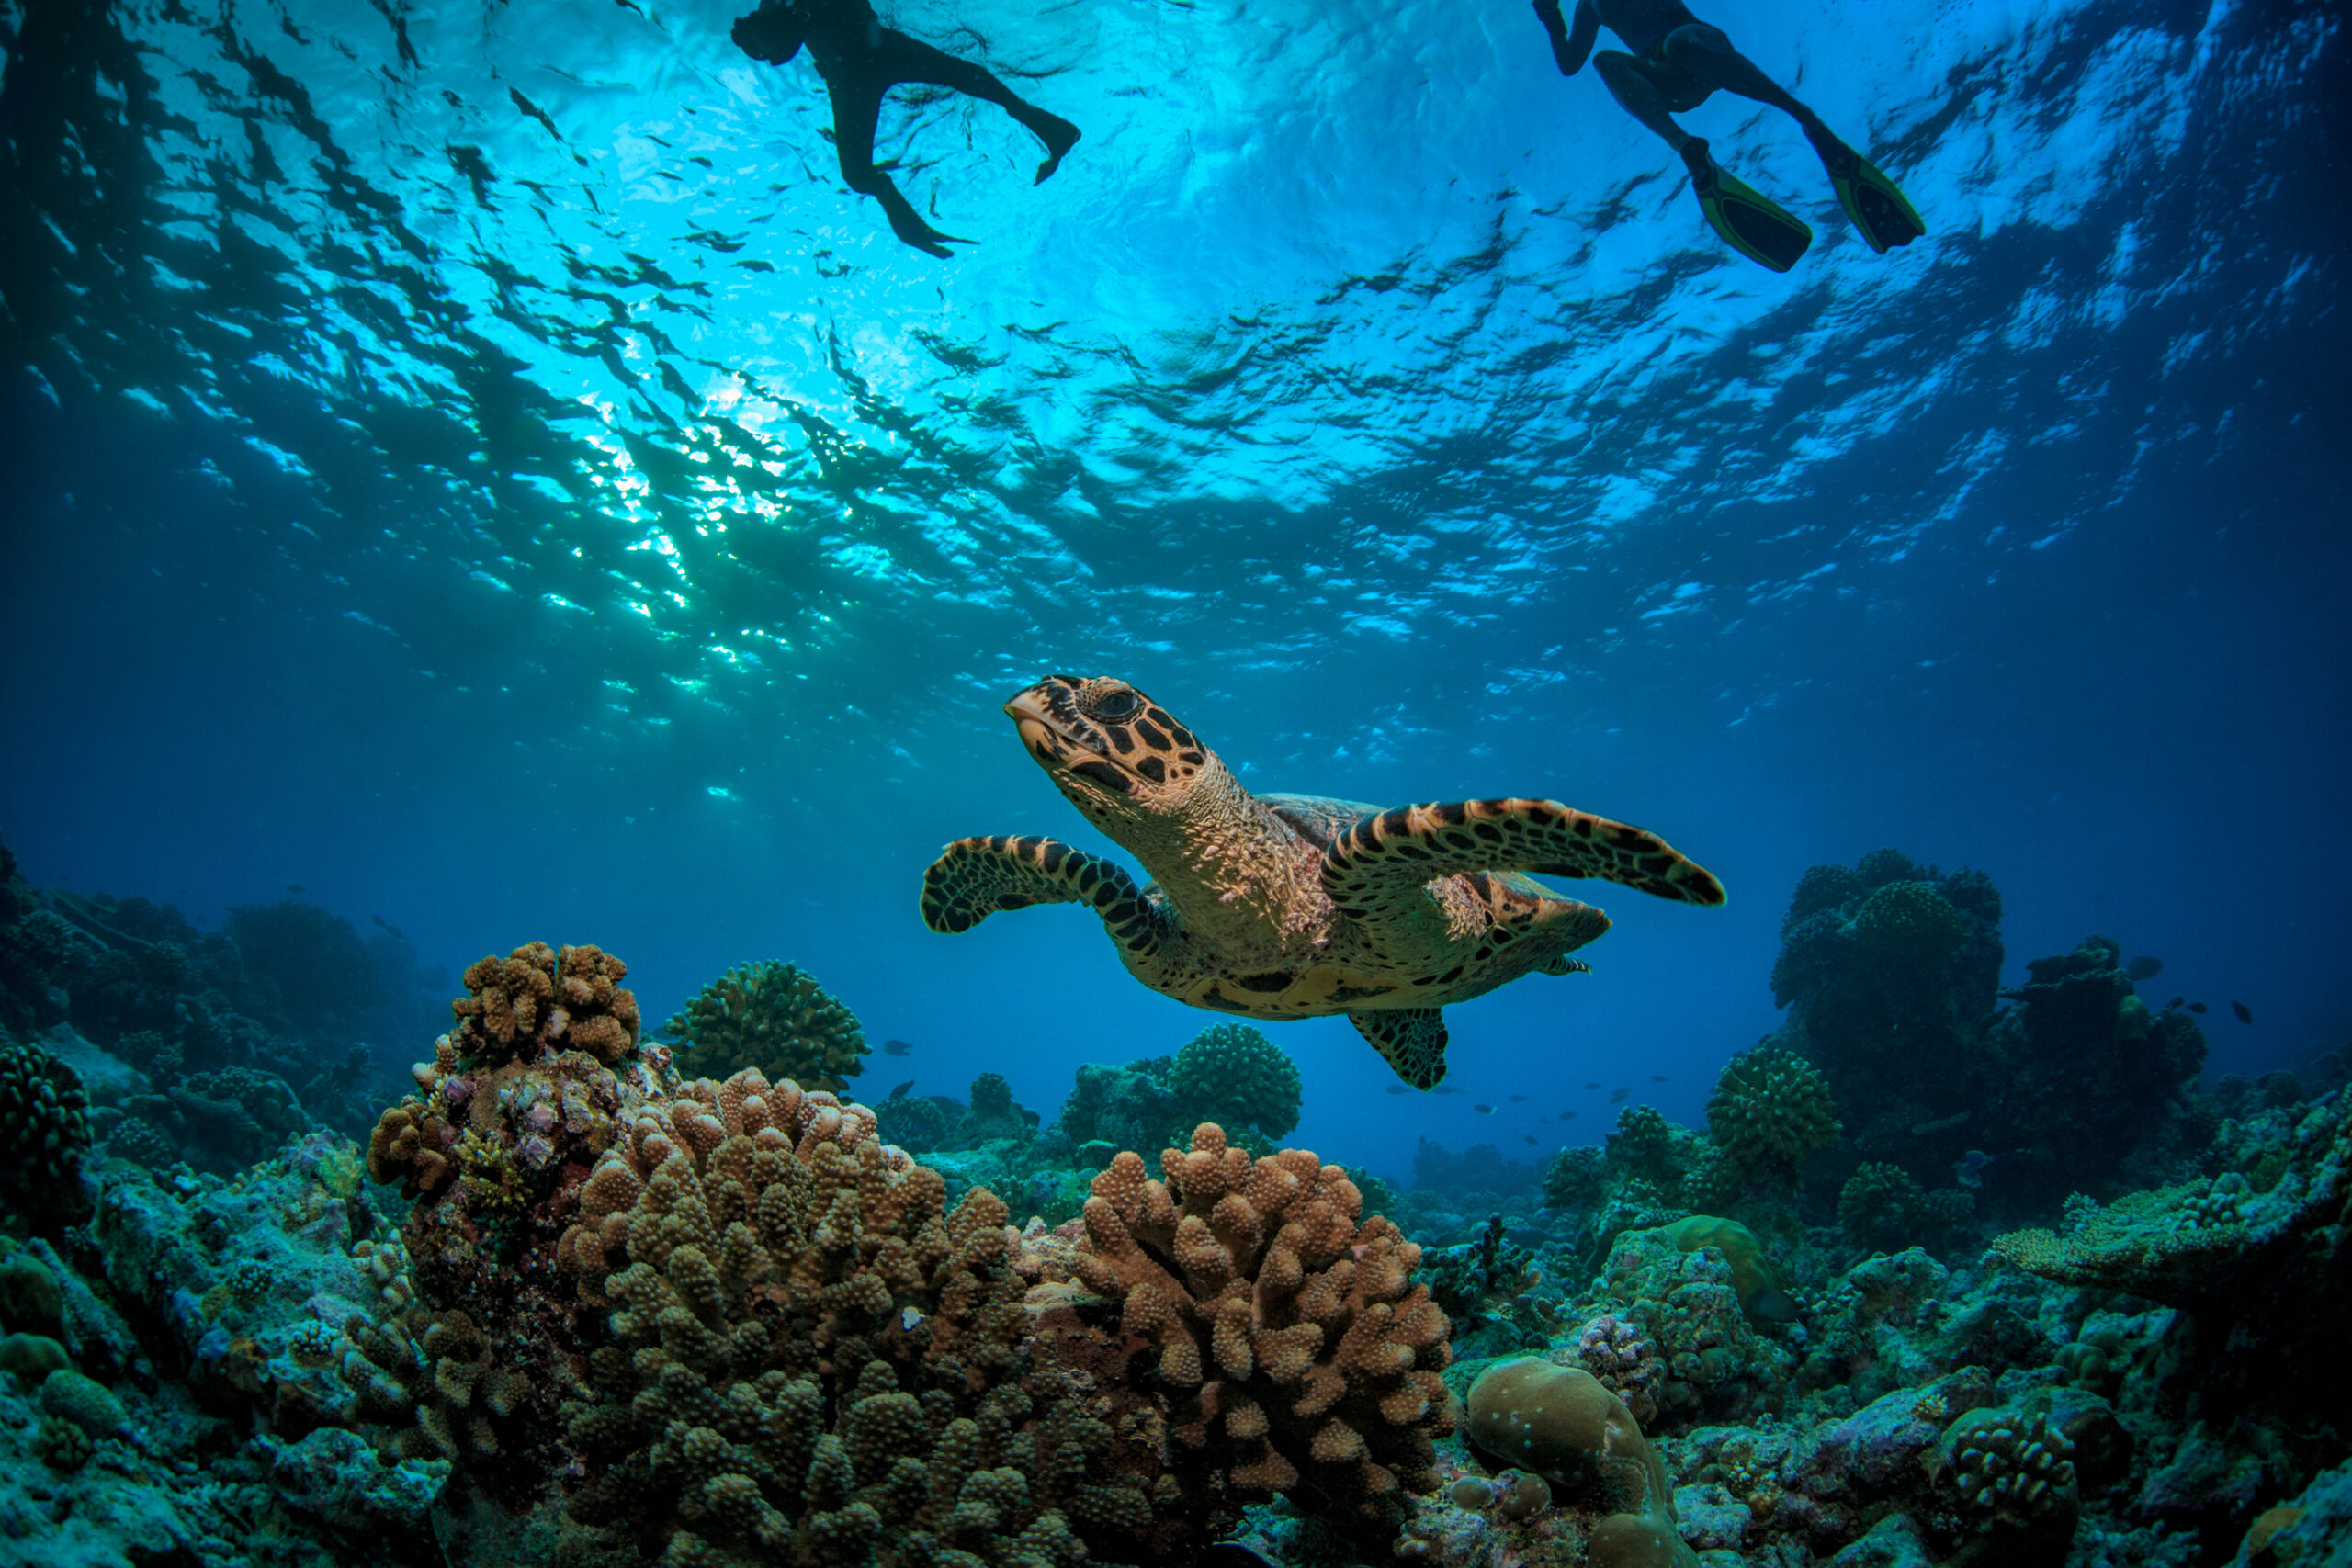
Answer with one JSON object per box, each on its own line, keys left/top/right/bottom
{"left": 1056, "top": 1122, "right": 1455, "bottom": 1549}
{"left": 662, "top": 958, "right": 865, "bottom": 1092}
{"left": 555, "top": 1065, "right": 1151, "bottom": 1564}
{"left": 1463, "top": 1359, "right": 1696, "bottom": 1567}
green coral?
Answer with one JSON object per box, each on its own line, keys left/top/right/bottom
{"left": 1165, "top": 1023, "right": 1302, "bottom": 1140}
{"left": 1543, "top": 1145, "right": 1609, "bottom": 1209}
{"left": 1850, "top": 880, "right": 1970, "bottom": 959}
{"left": 0, "top": 1037, "right": 92, "bottom": 1235}
{"left": 1705, "top": 1047, "right": 1839, "bottom": 1173}
{"left": 1838, "top": 1162, "right": 1927, "bottom": 1250}
{"left": 662, "top": 960, "right": 866, "bottom": 1092}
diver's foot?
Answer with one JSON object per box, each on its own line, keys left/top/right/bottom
{"left": 1681, "top": 136, "right": 1814, "bottom": 273}
{"left": 1026, "top": 111, "right": 1081, "bottom": 184}
{"left": 1810, "top": 132, "right": 1928, "bottom": 254}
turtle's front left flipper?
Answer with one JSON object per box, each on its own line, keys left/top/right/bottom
{"left": 1351, "top": 1008, "right": 1450, "bottom": 1090}
{"left": 922, "top": 835, "right": 1172, "bottom": 959}
{"left": 1323, "top": 798, "right": 1726, "bottom": 912}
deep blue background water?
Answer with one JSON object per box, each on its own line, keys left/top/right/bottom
{"left": 2, "top": 0, "right": 2344, "bottom": 1181}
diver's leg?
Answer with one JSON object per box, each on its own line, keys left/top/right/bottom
{"left": 1591, "top": 49, "right": 1698, "bottom": 152}
{"left": 825, "top": 75, "right": 964, "bottom": 256}
{"left": 876, "top": 30, "right": 1079, "bottom": 181}
{"left": 1661, "top": 23, "right": 1926, "bottom": 249}
{"left": 1657, "top": 24, "right": 1834, "bottom": 143}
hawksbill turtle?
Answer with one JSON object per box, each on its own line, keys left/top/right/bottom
{"left": 920, "top": 675, "right": 1725, "bottom": 1089}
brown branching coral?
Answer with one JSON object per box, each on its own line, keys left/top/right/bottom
{"left": 1061, "top": 1122, "right": 1455, "bottom": 1548}
{"left": 448, "top": 941, "right": 639, "bottom": 1068}
{"left": 555, "top": 1066, "right": 1155, "bottom": 1565}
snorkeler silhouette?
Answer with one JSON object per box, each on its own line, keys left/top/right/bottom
{"left": 1533, "top": 0, "right": 1925, "bottom": 272}
{"left": 731, "top": 0, "right": 1080, "bottom": 258}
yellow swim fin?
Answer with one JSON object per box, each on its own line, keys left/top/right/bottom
{"left": 1681, "top": 139, "right": 1812, "bottom": 273}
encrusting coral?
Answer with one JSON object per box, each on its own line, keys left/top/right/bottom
{"left": 662, "top": 958, "right": 866, "bottom": 1092}
{"left": 1055, "top": 1122, "right": 1455, "bottom": 1550}
{"left": 553, "top": 1066, "right": 1152, "bottom": 1565}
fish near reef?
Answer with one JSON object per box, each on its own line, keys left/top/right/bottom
{"left": 922, "top": 674, "right": 1724, "bottom": 1089}
{"left": 1508, "top": 1093, "right": 1529, "bottom": 1101}
{"left": 882, "top": 1038, "right": 916, "bottom": 1055}
{"left": 1475, "top": 1103, "right": 1494, "bottom": 1113}
{"left": 1609, "top": 1087, "right": 1630, "bottom": 1103}
{"left": 2127, "top": 955, "right": 2164, "bottom": 980}
{"left": 2233, "top": 999, "right": 2254, "bottom": 1023}
{"left": 2188, "top": 1002, "right": 2210, "bottom": 1014}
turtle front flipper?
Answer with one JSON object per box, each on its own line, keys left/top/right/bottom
{"left": 1322, "top": 798, "right": 1726, "bottom": 914}
{"left": 1351, "top": 1008, "right": 1450, "bottom": 1089}
{"left": 922, "top": 835, "right": 1172, "bottom": 959}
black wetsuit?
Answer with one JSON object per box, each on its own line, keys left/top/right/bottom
{"left": 732, "top": 0, "right": 1078, "bottom": 255}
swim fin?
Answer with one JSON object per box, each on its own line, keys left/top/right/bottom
{"left": 1681, "top": 139, "right": 1811, "bottom": 273}
{"left": 1817, "top": 137, "right": 1927, "bottom": 254}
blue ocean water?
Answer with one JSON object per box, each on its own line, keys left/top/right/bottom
{"left": 2, "top": 0, "right": 2345, "bottom": 1189}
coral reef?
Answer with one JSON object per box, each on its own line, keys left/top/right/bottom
{"left": 661, "top": 957, "right": 864, "bottom": 1091}
{"left": 1765, "top": 852, "right": 2211, "bottom": 1218}
{"left": 1048, "top": 1122, "right": 1456, "bottom": 1551}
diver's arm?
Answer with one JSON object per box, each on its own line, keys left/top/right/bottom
{"left": 1533, "top": 0, "right": 1601, "bottom": 76}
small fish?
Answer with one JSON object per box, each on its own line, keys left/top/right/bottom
{"left": 881, "top": 1038, "right": 915, "bottom": 1056}
{"left": 1608, "top": 1087, "right": 1630, "bottom": 1104}
{"left": 1522, "top": 1135, "right": 1537, "bottom": 1145}
{"left": 1473, "top": 1104, "right": 1494, "bottom": 1114}
{"left": 1952, "top": 1148, "right": 1993, "bottom": 1189}
{"left": 287, "top": 884, "right": 304, "bottom": 895}
{"left": 1584, "top": 1081, "right": 1601, "bottom": 1089}
{"left": 1538, "top": 1116, "right": 1552, "bottom": 1122}
{"left": 1385, "top": 1084, "right": 1412, "bottom": 1095}
{"left": 887, "top": 1079, "right": 913, "bottom": 1100}
{"left": 2188, "top": 1002, "right": 2209, "bottom": 1015}
{"left": 2166, "top": 997, "right": 2187, "bottom": 1010}
{"left": 1508, "top": 1094, "right": 1529, "bottom": 1102}
{"left": 1435, "top": 1086, "right": 1466, "bottom": 1096}
{"left": 1560, "top": 1111, "right": 1577, "bottom": 1121}
{"left": 1650, "top": 1074, "right": 1668, "bottom": 1082}
{"left": 2126, "top": 955, "right": 2164, "bottom": 981}
{"left": 2232, "top": 1000, "right": 2254, "bottom": 1024}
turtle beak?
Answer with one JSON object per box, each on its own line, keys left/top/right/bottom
{"left": 1004, "top": 682, "right": 1108, "bottom": 759}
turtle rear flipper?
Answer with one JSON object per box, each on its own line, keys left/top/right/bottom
{"left": 922, "top": 835, "right": 1171, "bottom": 958}
{"left": 1351, "top": 1008, "right": 1450, "bottom": 1090}
{"left": 1323, "top": 797, "right": 1726, "bottom": 913}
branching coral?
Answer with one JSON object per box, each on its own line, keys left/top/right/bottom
{"left": 1840, "top": 1162, "right": 1928, "bottom": 1252}
{"left": 1705, "top": 1047, "right": 1839, "bottom": 1177}
{"left": 1060, "top": 1122, "right": 1454, "bottom": 1548}
{"left": 554, "top": 1066, "right": 1149, "bottom": 1564}
{"left": 662, "top": 958, "right": 864, "bottom": 1091}
{"left": 1166, "top": 1023, "right": 1303, "bottom": 1141}
{"left": 450, "top": 942, "right": 639, "bottom": 1069}
{"left": 0, "top": 1036, "right": 93, "bottom": 1234}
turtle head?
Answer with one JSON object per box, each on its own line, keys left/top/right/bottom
{"left": 1004, "top": 676, "right": 1216, "bottom": 820}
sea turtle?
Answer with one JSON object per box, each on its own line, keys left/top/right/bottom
{"left": 920, "top": 675, "right": 1725, "bottom": 1089}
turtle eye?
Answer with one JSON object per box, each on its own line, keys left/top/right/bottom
{"left": 1091, "top": 688, "right": 1141, "bottom": 721}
